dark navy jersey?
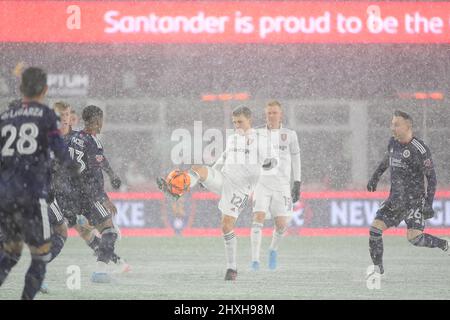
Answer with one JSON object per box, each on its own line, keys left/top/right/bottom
{"left": 371, "top": 136, "right": 437, "bottom": 208}
{"left": 0, "top": 100, "right": 70, "bottom": 199}
{"left": 67, "top": 130, "right": 109, "bottom": 202}
{"left": 51, "top": 128, "right": 78, "bottom": 196}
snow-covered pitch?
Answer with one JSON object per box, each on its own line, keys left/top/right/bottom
{"left": 1, "top": 236, "right": 449, "bottom": 299}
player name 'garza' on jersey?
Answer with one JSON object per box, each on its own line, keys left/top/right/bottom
{"left": 67, "top": 130, "right": 108, "bottom": 202}
{"left": 0, "top": 100, "right": 70, "bottom": 199}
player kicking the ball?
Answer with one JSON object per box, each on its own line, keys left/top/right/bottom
{"left": 158, "top": 106, "right": 278, "bottom": 281}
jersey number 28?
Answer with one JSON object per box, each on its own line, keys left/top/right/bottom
{"left": 1, "top": 123, "right": 39, "bottom": 156}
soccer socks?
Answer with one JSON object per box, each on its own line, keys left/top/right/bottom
{"left": 409, "top": 233, "right": 448, "bottom": 250}
{"left": 22, "top": 254, "right": 50, "bottom": 300}
{"left": 369, "top": 226, "right": 384, "bottom": 267}
{"left": 87, "top": 234, "right": 101, "bottom": 254}
{"left": 223, "top": 231, "right": 237, "bottom": 271}
{"left": 187, "top": 169, "right": 200, "bottom": 188}
{"left": 269, "top": 227, "right": 287, "bottom": 252}
{"left": 0, "top": 252, "right": 21, "bottom": 286}
{"left": 48, "top": 233, "right": 67, "bottom": 263}
{"left": 97, "top": 227, "right": 118, "bottom": 264}
{"left": 251, "top": 222, "right": 263, "bottom": 262}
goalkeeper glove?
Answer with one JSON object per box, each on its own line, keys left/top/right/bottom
{"left": 367, "top": 177, "right": 379, "bottom": 192}
{"left": 291, "top": 181, "right": 301, "bottom": 203}
{"left": 111, "top": 175, "right": 122, "bottom": 190}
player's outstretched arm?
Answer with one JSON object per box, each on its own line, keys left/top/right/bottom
{"left": 423, "top": 152, "right": 437, "bottom": 219}
{"left": 291, "top": 131, "right": 302, "bottom": 203}
{"left": 100, "top": 155, "right": 121, "bottom": 190}
{"left": 367, "top": 153, "right": 389, "bottom": 192}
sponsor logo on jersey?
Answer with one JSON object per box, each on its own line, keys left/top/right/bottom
{"left": 402, "top": 149, "right": 410, "bottom": 158}
{"left": 71, "top": 137, "right": 84, "bottom": 148}
{"left": 96, "top": 155, "right": 104, "bottom": 162}
{"left": 281, "top": 133, "right": 287, "bottom": 141}
{"left": 424, "top": 159, "right": 432, "bottom": 167}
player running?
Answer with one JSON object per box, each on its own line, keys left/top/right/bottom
{"left": 250, "top": 101, "right": 301, "bottom": 271}
{"left": 40, "top": 102, "right": 128, "bottom": 293}
{"left": 66, "top": 105, "right": 125, "bottom": 283}
{"left": 367, "top": 110, "right": 448, "bottom": 277}
{"left": 158, "top": 106, "right": 279, "bottom": 280}
{"left": 0, "top": 67, "right": 77, "bottom": 299}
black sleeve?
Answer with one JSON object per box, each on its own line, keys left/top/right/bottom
{"left": 100, "top": 154, "right": 115, "bottom": 178}
{"left": 422, "top": 147, "right": 437, "bottom": 206}
{"left": 47, "top": 109, "right": 71, "bottom": 167}
{"left": 369, "top": 141, "right": 391, "bottom": 182}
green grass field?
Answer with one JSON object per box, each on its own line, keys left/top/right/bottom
{"left": 1, "top": 235, "right": 449, "bottom": 300}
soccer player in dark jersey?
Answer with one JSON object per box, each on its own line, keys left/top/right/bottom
{"left": 367, "top": 110, "right": 447, "bottom": 276}
{"left": 67, "top": 105, "right": 123, "bottom": 283}
{"left": 0, "top": 67, "right": 76, "bottom": 299}
{"left": 45, "top": 102, "right": 128, "bottom": 276}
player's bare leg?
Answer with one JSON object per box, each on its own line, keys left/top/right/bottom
{"left": 368, "top": 219, "right": 388, "bottom": 275}
{"left": 268, "top": 216, "right": 290, "bottom": 270}
{"left": 406, "top": 228, "right": 448, "bottom": 251}
{"left": 251, "top": 212, "right": 265, "bottom": 271}
{"left": 222, "top": 214, "right": 238, "bottom": 280}
{"left": 75, "top": 219, "right": 101, "bottom": 255}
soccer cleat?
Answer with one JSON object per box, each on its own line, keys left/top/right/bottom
{"left": 268, "top": 250, "right": 277, "bottom": 270}
{"left": 111, "top": 256, "right": 131, "bottom": 274}
{"left": 156, "top": 177, "right": 181, "bottom": 201}
{"left": 91, "top": 261, "right": 112, "bottom": 283}
{"left": 39, "top": 282, "right": 49, "bottom": 294}
{"left": 91, "top": 272, "right": 112, "bottom": 283}
{"left": 251, "top": 261, "right": 260, "bottom": 271}
{"left": 224, "top": 269, "right": 237, "bottom": 281}
{"left": 367, "top": 264, "right": 384, "bottom": 278}
{"left": 441, "top": 238, "right": 450, "bottom": 254}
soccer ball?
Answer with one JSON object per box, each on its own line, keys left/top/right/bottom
{"left": 166, "top": 170, "right": 190, "bottom": 196}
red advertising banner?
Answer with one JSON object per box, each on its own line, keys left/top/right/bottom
{"left": 92, "top": 191, "right": 450, "bottom": 237}
{"left": 1, "top": 1, "right": 450, "bottom": 43}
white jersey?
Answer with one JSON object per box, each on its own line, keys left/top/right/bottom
{"left": 214, "top": 128, "right": 278, "bottom": 191}
{"left": 256, "top": 126, "right": 301, "bottom": 190}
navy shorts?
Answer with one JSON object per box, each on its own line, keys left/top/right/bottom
{"left": 375, "top": 199, "right": 425, "bottom": 231}
{"left": 77, "top": 199, "right": 112, "bottom": 227}
{"left": 48, "top": 201, "right": 65, "bottom": 226}
{"left": 54, "top": 192, "right": 78, "bottom": 227}
{"left": 0, "top": 197, "right": 52, "bottom": 247}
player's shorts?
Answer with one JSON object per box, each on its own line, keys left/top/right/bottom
{"left": 48, "top": 201, "right": 66, "bottom": 226}
{"left": 0, "top": 197, "right": 52, "bottom": 247}
{"left": 55, "top": 192, "right": 78, "bottom": 227}
{"left": 202, "top": 167, "right": 251, "bottom": 218}
{"left": 253, "top": 183, "right": 293, "bottom": 218}
{"left": 374, "top": 199, "right": 425, "bottom": 231}
{"left": 77, "top": 199, "right": 112, "bottom": 226}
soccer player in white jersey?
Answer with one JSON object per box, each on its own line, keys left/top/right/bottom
{"left": 158, "top": 106, "right": 278, "bottom": 280}
{"left": 251, "top": 100, "right": 301, "bottom": 271}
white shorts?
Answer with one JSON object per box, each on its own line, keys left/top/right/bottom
{"left": 252, "top": 183, "right": 293, "bottom": 218}
{"left": 202, "top": 167, "right": 251, "bottom": 218}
